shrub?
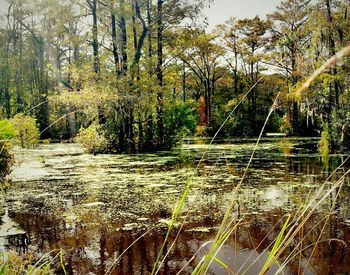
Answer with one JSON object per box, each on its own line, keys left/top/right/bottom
{"left": 0, "top": 142, "right": 14, "bottom": 180}
{"left": 0, "top": 120, "right": 16, "bottom": 141}
{"left": 0, "top": 249, "right": 55, "bottom": 274}
{"left": 280, "top": 114, "right": 293, "bottom": 136}
{"left": 164, "top": 99, "right": 198, "bottom": 148}
{"left": 76, "top": 124, "right": 108, "bottom": 153}
{"left": 195, "top": 125, "right": 207, "bottom": 137}
{"left": 0, "top": 120, "right": 15, "bottom": 180}
{"left": 11, "top": 114, "right": 40, "bottom": 148}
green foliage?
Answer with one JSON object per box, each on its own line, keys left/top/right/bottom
{"left": 11, "top": 114, "right": 40, "bottom": 149}
{"left": 164, "top": 99, "right": 198, "bottom": 148}
{"left": 207, "top": 74, "right": 283, "bottom": 138}
{"left": 261, "top": 214, "right": 291, "bottom": 274}
{"left": 280, "top": 114, "right": 293, "bottom": 135}
{"left": 319, "top": 127, "right": 330, "bottom": 168}
{"left": 76, "top": 124, "right": 108, "bottom": 154}
{"left": 0, "top": 250, "right": 55, "bottom": 275}
{"left": 0, "top": 142, "right": 14, "bottom": 181}
{"left": 319, "top": 127, "right": 330, "bottom": 156}
{"left": 195, "top": 125, "right": 207, "bottom": 137}
{"left": 0, "top": 0, "right": 349, "bottom": 154}
{"left": 0, "top": 120, "right": 15, "bottom": 181}
{"left": 0, "top": 120, "right": 16, "bottom": 141}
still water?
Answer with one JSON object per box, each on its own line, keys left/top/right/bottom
{"left": 1, "top": 137, "right": 350, "bottom": 274}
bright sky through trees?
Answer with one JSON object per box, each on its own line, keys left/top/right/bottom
{"left": 204, "top": 0, "right": 283, "bottom": 29}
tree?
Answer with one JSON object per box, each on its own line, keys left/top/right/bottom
{"left": 176, "top": 29, "right": 225, "bottom": 126}
{"left": 11, "top": 114, "right": 39, "bottom": 148}
{"left": 235, "top": 16, "right": 270, "bottom": 134}
{"left": 267, "top": 0, "right": 311, "bottom": 135}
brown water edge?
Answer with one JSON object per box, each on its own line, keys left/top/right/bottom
{"left": 4, "top": 208, "right": 350, "bottom": 274}
{"left": 1, "top": 139, "right": 350, "bottom": 274}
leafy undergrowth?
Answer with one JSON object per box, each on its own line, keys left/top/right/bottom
{"left": 0, "top": 249, "right": 67, "bottom": 275}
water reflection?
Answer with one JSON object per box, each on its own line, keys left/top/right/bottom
{"left": 1, "top": 138, "right": 350, "bottom": 273}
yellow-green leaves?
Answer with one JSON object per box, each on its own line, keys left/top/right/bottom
{"left": 11, "top": 114, "right": 40, "bottom": 149}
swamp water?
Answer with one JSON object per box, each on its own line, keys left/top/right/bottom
{"left": 1, "top": 137, "right": 350, "bottom": 274}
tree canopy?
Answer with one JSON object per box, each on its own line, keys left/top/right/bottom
{"left": 0, "top": 0, "right": 349, "bottom": 152}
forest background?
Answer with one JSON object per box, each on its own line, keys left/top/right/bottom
{"left": 0, "top": 0, "right": 349, "bottom": 155}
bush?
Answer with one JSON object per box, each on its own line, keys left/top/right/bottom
{"left": 164, "top": 99, "right": 198, "bottom": 149}
{"left": 280, "top": 114, "right": 293, "bottom": 136}
{"left": 319, "top": 127, "right": 330, "bottom": 155}
{"left": 0, "top": 249, "right": 55, "bottom": 274}
{"left": 11, "top": 114, "right": 40, "bottom": 148}
{"left": 0, "top": 120, "right": 15, "bottom": 180}
{"left": 0, "top": 120, "right": 16, "bottom": 141}
{"left": 76, "top": 124, "right": 108, "bottom": 153}
{"left": 195, "top": 125, "right": 207, "bottom": 137}
{"left": 0, "top": 142, "right": 14, "bottom": 181}
{"left": 328, "top": 109, "right": 350, "bottom": 151}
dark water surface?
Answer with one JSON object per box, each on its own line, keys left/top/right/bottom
{"left": 1, "top": 137, "right": 350, "bottom": 274}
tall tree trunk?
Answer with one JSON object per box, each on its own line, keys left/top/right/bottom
{"left": 250, "top": 61, "right": 257, "bottom": 134}
{"left": 66, "top": 41, "right": 77, "bottom": 137}
{"left": 35, "top": 36, "right": 50, "bottom": 138}
{"left": 15, "top": 18, "right": 24, "bottom": 113}
{"left": 156, "top": 0, "right": 164, "bottom": 147}
{"left": 205, "top": 78, "right": 211, "bottom": 125}
{"left": 119, "top": 108, "right": 126, "bottom": 152}
{"left": 111, "top": 4, "right": 120, "bottom": 76}
{"left": 89, "top": 0, "right": 106, "bottom": 125}
{"left": 233, "top": 45, "right": 238, "bottom": 95}
{"left": 132, "top": 0, "right": 148, "bottom": 70}
{"left": 129, "top": 105, "right": 135, "bottom": 152}
{"left": 91, "top": 0, "right": 100, "bottom": 74}
{"left": 138, "top": 113, "right": 143, "bottom": 151}
{"left": 325, "top": 0, "right": 340, "bottom": 115}
{"left": 132, "top": 0, "right": 138, "bottom": 56}
{"left": 182, "top": 62, "right": 186, "bottom": 102}
{"left": 120, "top": 0, "right": 128, "bottom": 75}
{"left": 145, "top": 0, "right": 154, "bottom": 148}
{"left": 147, "top": 0, "right": 152, "bottom": 66}
{"left": 4, "top": 43, "right": 11, "bottom": 118}
{"left": 291, "top": 41, "right": 299, "bottom": 135}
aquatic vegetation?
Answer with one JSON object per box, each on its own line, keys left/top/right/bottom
{"left": 3, "top": 137, "right": 350, "bottom": 273}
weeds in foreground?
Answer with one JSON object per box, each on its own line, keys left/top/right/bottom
{"left": 0, "top": 249, "right": 67, "bottom": 275}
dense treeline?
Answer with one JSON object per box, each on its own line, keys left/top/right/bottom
{"left": 0, "top": 0, "right": 349, "bottom": 153}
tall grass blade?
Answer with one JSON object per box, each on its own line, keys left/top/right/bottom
{"left": 151, "top": 177, "right": 193, "bottom": 275}
{"left": 0, "top": 264, "right": 7, "bottom": 275}
{"left": 260, "top": 214, "right": 291, "bottom": 274}
{"left": 60, "top": 249, "right": 67, "bottom": 275}
{"left": 212, "top": 257, "right": 230, "bottom": 272}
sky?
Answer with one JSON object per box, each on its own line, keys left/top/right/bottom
{"left": 204, "top": 0, "right": 283, "bottom": 29}
{"left": 0, "top": 0, "right": 283, "bottom": 29}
